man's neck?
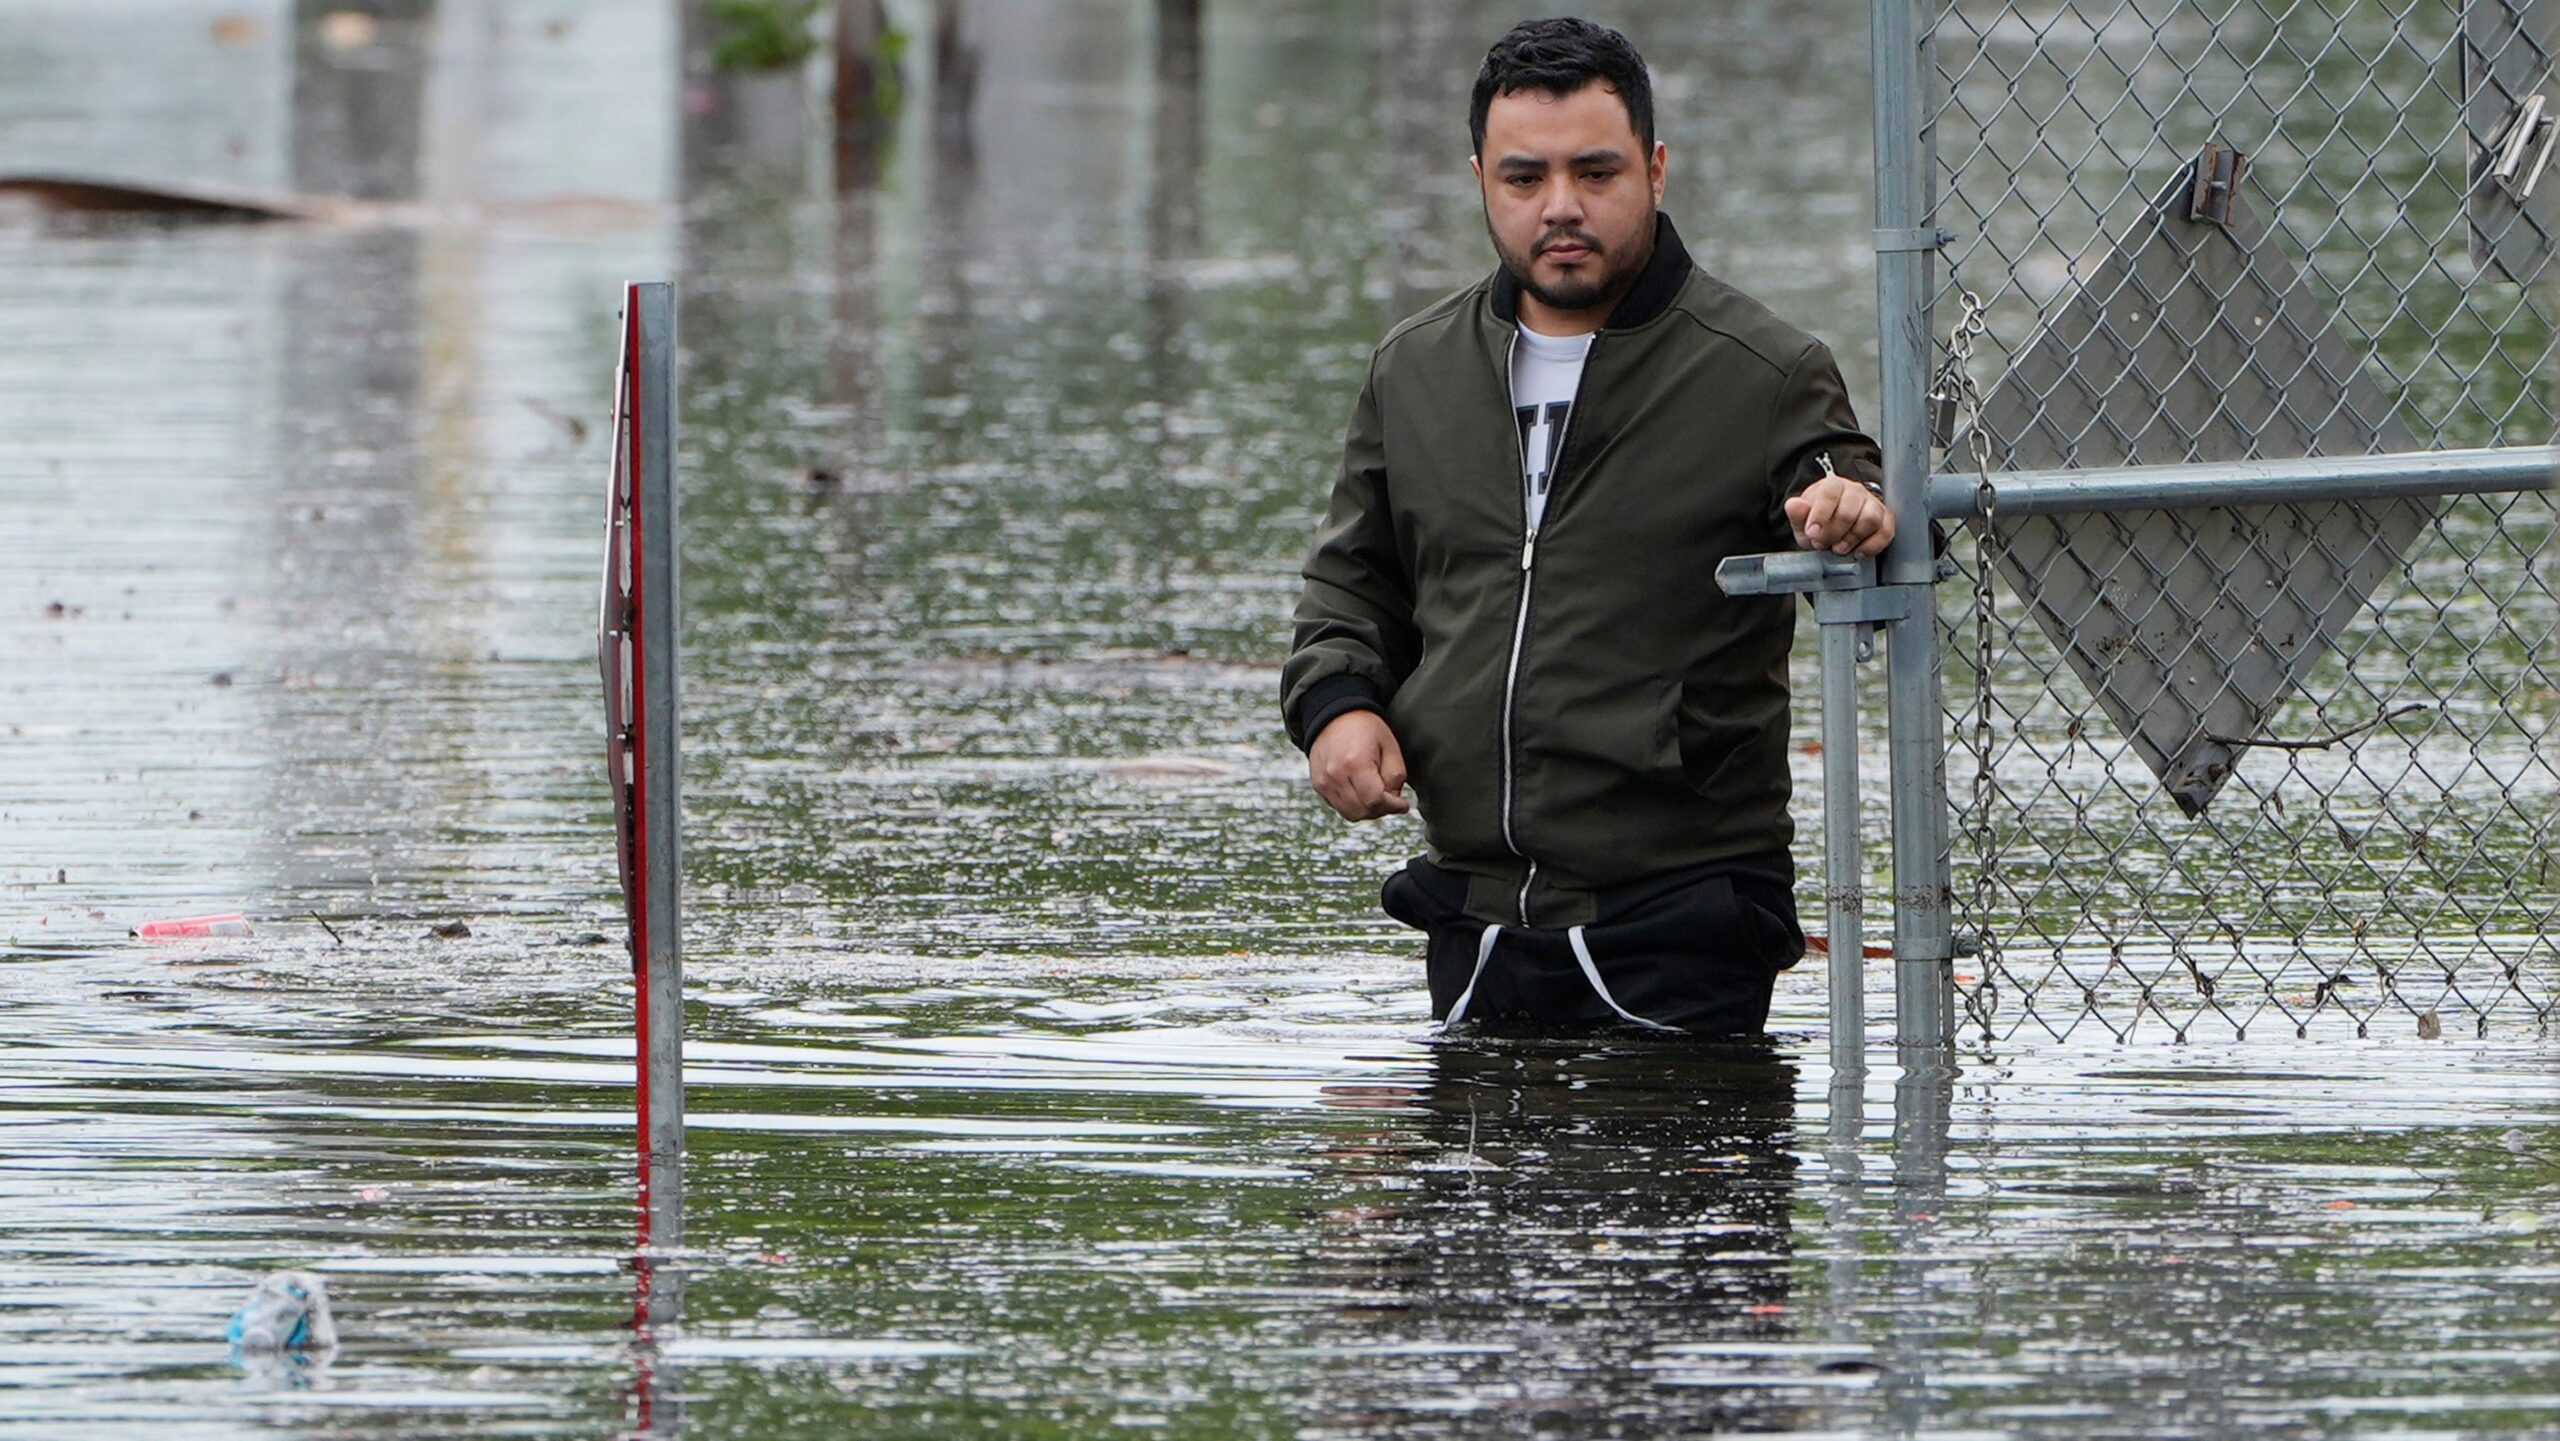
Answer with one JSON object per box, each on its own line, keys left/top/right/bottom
{"left": 1518, "top": 296, "right": 1610, "bottom": 337}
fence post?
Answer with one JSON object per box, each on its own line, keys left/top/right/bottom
{"left": 1869, "top": 0, "right": 1956, "bottom": 1047}
{"left": 1819, "top": 614, "right": 1867, "bottom": 1080}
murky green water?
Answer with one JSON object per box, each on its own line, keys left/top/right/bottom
{"left": 1, "top": 2, "right": 2554, "bottom": 1437}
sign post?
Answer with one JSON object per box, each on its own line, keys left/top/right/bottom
{"left": 602, "top": 280, "right": 684, "bottom": 1267}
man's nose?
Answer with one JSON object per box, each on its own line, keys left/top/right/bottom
{"left": 1538, "top": 177, "right": 1583, "bottom": 225}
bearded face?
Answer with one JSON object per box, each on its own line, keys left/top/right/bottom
{"left": 1473, "top": 82, "right": 1665, "bottom": 326}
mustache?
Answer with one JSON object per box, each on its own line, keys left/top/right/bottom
{"left": 1535, "top": 228, "right": 1604, "bottom": 256}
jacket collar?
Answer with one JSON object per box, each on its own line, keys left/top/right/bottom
{"left": 1487, "top": 212, "right": 1693, "bottom": 332}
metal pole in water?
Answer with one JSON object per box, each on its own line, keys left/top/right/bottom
{"left": 1883, "top": 1047, "right": 1956, "bottom": 1427}
{"left": 629, "top": 280, "right": 686, "bottom": 1257}
{"left": 1710, "top": 550, "right": 1887, "bottom": 1078}
{"left": 1869, "top": 0, "right": 1956, "bottom": 1048}
{"left": 1819, "top": 618, "right": 1866, "bottom": 1082}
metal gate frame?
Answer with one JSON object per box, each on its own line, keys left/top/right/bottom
{"left": 1786, "top": 0, "right": 2560, "bottom": 1059}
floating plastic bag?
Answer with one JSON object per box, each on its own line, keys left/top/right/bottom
{"left": 226, "top": 1271, "right": 335, "bottom": 1352}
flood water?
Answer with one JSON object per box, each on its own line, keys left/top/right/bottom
{"left": 2, "top": 2, "right": 2555, "bottom": 1437}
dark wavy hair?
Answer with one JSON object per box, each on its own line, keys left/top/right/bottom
{"left": 1468, "top": 17, "right": 1655, "bottom": 157}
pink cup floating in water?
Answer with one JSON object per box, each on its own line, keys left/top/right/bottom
{"left": 133, "top": 913, "right": 252, "bottom": 941}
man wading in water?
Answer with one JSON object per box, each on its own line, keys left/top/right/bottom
{"left": 1282, "top": 17, "right": 1895, "bottom": 1034}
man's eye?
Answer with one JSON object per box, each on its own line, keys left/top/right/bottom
{"left": 1508, "top": 175, "right": 1538, "bottom": 187}
{"left": 1583, "top": 170, "right": 1615, "bottom": 183}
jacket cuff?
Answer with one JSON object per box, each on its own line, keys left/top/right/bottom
{"left": 1291, "top": 674, "right": 1387, "bottom": 752}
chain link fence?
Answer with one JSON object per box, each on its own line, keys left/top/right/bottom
{"left": 1924, "top": 0, "right": 2558, "bottom": 1041}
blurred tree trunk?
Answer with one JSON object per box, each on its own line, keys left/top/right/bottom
{"left": 1150, "top": 0, "right": 1202, "bottom": 260}
{"left": 1381, "top": 1, "right": 1470, "bottom": 316}
{"left": 832, "top": 0, "right": 892, "bottom": 190}
{"left": 930, "top": 0, "right": 979, "bottom": 165}
{"left": 680, "top": 0, "right": 814, "bottom": 191}
{"left": 290, "top": 0, "right": 434, "bottom": 199}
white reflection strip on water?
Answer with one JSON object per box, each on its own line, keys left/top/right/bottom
{"left": 896, "top": 1139, "right": 1202, "bottom": 1154}
{"left": 263, "top": 1105, "right": 1204, "bottom": 1138}
{"left": 662, "top": 1338, "right": 971, "bottom": 1361}
{"left": 1652, "top": 1342, "right": 1878, "bottom": 1358}
{"left": 0, "top": 1044, "right": 1373, "bottom": 1104}
{"left": 1052, "top": 1159, "right": 1304, "bottom": 1180}
{"left": 747, "top": 1009, "right": 905, "bottom": 1029}
{"left": 1279, "top": 1342, "right": 1516, "bottom": 1357}
{"left": 1644, "top": 1371, "right": 1883, "bottom": 1390}
{"left": 2292, "top": 1392, "right": 2560, "bottom": 1415}
{"left": 402, "top": 1031, "right": 1431, "bottom": 1076}
{"left": 448, "top": 1338, "right": 974, "bottom": 1364}
{"left": 233, "top": 1389, "right": 561, "bottom": 1409}
{"left": 314, "top": 1255, "right": 621, "bottom": 1275}
{"left": 447, "top": 1343, "right": 616, "bottom": 1363}
{"left": 872, "top": 1027, "right": 1430, "bottom": 1072}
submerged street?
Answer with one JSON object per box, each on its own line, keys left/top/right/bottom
{"left": 0, "top": 2, "right": 2553, "bottom": 1436}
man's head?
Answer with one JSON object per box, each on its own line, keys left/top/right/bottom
{"left": 1469, "top": 18, "right": 1666, "bottom": 331}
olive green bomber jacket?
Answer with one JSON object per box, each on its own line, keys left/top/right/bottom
{"left": 1282, "top": 214, "right": 1883, "bottom": 929}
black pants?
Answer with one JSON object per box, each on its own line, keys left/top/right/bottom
{"left": 1381, "top": 856, "right": 1804, "bottom": 1035}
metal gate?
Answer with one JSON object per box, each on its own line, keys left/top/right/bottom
{"left": 1794, "top": 0, "right": 2559, "bottom": 1049}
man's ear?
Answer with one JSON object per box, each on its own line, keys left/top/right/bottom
{"left": 1649, "top": 141, "right": 1667, "bottom": 205}
{"left": 1470, "top": 153, "right": 1485, "bottom": 187}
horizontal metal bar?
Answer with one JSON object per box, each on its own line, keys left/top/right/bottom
{"left": 1716, "top": 550, "right": 1874, "bottom": 596}
{"left": 1927, "top": 446, "right": 2556, "bottom": 520}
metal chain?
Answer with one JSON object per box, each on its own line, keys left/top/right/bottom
{"left": 1931, "top": 291, "right": 2001, "bottom": 1031}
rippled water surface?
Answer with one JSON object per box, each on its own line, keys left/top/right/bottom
{"left": 2, "top": 2, "right": 2555, "bottom": 1437}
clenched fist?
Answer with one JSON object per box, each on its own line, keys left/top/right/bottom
{"left": 1785, "top": 474, "right": 1896, "bottom": 557}
{"left": 1307, "top": 710, "right": 1411, "bottom": 822}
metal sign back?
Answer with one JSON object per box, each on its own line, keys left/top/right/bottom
{"left": 1960, "top": 168, "right": 2427, "bottom": 817}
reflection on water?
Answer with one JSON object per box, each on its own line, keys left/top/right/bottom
{"left": 0, "top": 3, "right": 2554, "bottom": 1439}
{"left": 1299, "top": 1040, "right": 1802, "bottom": 1437}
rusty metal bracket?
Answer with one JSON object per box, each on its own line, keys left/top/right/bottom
{"left": 2486, "top": 94, "right": 2559, "bottom": 201}
{"left": 2187, "top": 143, "right": 2247, "bottom": 227}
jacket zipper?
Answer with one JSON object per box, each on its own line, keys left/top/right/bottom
{"left": 1497, "top": 329, "right": 1597, "bottom": 926}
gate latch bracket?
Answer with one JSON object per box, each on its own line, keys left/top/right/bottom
{"left": 1715, "top": 553, "right": 1919, "bottom": 661}
{"left": 2188, "top": 142, "right": 2248, "bottom": 227}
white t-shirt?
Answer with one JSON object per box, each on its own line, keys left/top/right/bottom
{"left": 1510, "top": 326, "right": 1594, "bottom": 533}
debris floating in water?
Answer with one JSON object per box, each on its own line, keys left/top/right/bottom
{"left": 0, "top": 174, "right": 322, "bottom": 221}
{"left": 226, "top": 1271, "right": 336, "bottom": 1353}
{"left": 132, "top": 912, "right": 251, "bottom": 941}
